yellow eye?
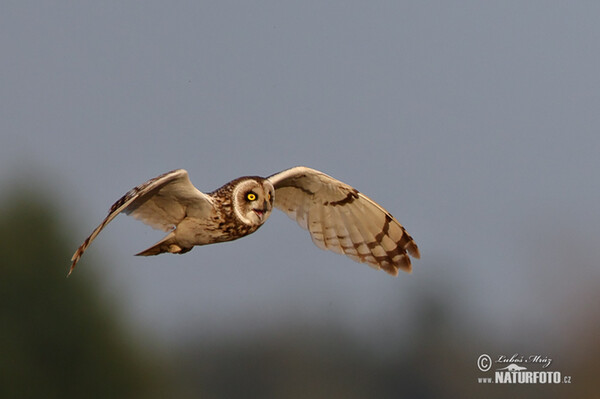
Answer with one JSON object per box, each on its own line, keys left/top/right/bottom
{"left": 246, "top": 192, "right": 257, "bottom": 201}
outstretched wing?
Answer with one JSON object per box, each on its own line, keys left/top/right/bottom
{"left": 268, "top": 166, "right": 420, "bottom": 276}
{"left": 69, "top": 169, "right": 213, "bottom": 275}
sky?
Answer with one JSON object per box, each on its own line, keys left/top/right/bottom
{"left": 1, "top": 1, "right": 599, "bottom": 353}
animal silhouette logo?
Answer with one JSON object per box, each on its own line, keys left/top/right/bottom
{"left": 496, "top": 364, "right": 527, "bottom": 372}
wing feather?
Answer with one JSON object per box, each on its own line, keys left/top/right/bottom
{"left": 268, "top": 166, "right": 420, "bottom": 276}
{"left": 322, "top": 206, "right": 344, "bottom": 254}
{"left": 69, "top": 169, "right": 213, "bottom": 276}
{"left": 307, "top": 199, "right": 326, "bottom": 250}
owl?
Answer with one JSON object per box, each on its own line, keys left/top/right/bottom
{"left": 69, "top": 167, "right": 420, "bottom": 276}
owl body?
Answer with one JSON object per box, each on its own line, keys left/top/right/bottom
{"left": 70, "top": 167, "right": 419, "bottom": 276}
{"left": 135, "top": 175, "right": 275, "bottom": 255}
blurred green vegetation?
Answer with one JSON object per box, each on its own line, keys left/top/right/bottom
{"left": 0, "top": 190, "right": 175, "bottom": 398}
{"left": 1, "top": 186, "right": 598, "bottom": 398}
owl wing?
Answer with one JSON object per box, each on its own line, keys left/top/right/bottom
{"left": 268, "top": 166, "right": 420, "bottom": 276}
{"left": 69, "top": 169, "right": 213, "bottom": 275}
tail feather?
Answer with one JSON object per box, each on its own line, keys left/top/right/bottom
{"left": 135, "top": 234, "right": 192, "bottom": 256}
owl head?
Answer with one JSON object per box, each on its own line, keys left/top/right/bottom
{"left": 231, "top": 177, "right": 275, "bottom": 226}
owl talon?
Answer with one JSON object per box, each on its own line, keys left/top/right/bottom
{"left": 168, "top": 244, "right": 182, "bottom": 253}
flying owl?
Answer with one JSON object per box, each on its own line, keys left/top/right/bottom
{"left": 69, "top": 167, "right": 420, "bottom": 276}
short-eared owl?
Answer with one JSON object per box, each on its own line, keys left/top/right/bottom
{"left": 70, "top": 167, "right": 420, "bottom": 276}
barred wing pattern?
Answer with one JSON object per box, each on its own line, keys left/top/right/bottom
{"left": 69, "top": 169, "right": 213, "bottom": 276}
{"left": 268, "top": 167, "right": 420, "bottom": 276}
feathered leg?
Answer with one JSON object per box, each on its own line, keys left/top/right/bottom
{"left": 135, "top": 233, "right": 192, "bottom": 256}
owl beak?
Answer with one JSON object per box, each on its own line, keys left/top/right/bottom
{"left": 253, "top": 201, "right": 269, "bottom": 221}
{"left": 253, "top": 209, "right": 265, "bottom": 220}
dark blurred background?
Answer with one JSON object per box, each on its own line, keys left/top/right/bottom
{"left": 1, "top": 2, "right": 599, "bottom": 397}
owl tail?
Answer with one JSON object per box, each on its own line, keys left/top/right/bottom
{"left": 135, "top": 233, "right": 192, "bottom": 256}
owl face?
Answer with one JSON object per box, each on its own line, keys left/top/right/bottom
{"left": 231, "top": 178, "right": 275, "bottom": 226}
